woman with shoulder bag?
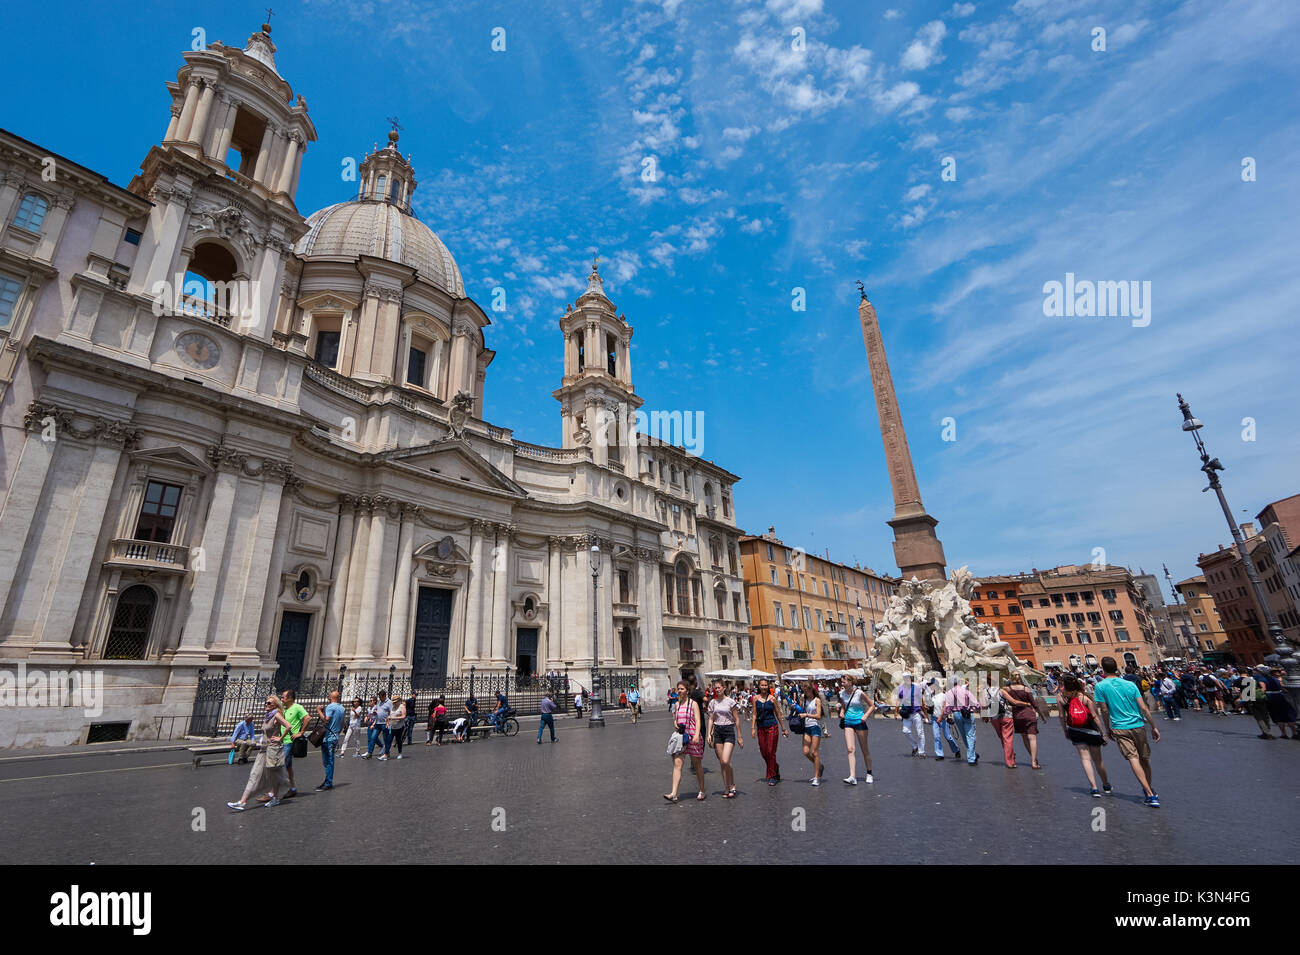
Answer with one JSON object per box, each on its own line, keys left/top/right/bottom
{"left": 985, "top": 675, "right": 1016, "bottom": 768}
{"left": 665, "top": 680, "right": 706, "bottom": 802}
{"left": 227, "top": 695, "right": 292, "bottom": 810}
{"left": 1059, "top": 674, "right": 1111, "bottom": 796}
{"left": 385, "top": 696, "right": 407, "bottom": 760}
{"left": 838, "top": 674, "right": 875, "bottom": 785}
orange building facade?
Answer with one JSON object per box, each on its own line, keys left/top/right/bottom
{"left": 973, "top": 565, "right": 1161, "bottom": 671}
{"left": 740, "top": 528, "right": 896, "bottom": 677}
{"left": 968, "top": 576, "right": 1035, "bottom": 667}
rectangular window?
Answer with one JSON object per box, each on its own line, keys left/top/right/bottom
{"left": 315, "top": 330, "right": 340, "bottom": 368}
{"left": 1108, "top": 610, "right": 1124, "bottom": 623}
{"left": 1004, "top": 590, "right": 1015, "bottom": 599}
{"left": 804, "top": 607, "right": 812, "bottom": 629}
{"left": 769, "top": 566, "right": 777, "bottom": 584}
{"left": 766, "top": 543, "right": 774, "bottom": 560}
{"left": 1115, "top": 628, "right": 1130, "bottom": 642}
{"left": 815, "top": 609, "right": 824, "bottom": 631}
{"left": 134, "top": 480, "right": 183, "bottom": 543}
{"left": 0, "top": 273, "right": 23, "bottom": 329}
{"left": 786, "top": 571, "right": 793, "bottom": 588}
{"left": 774, "top": 603, "right": 785, "bottom": 627}
{"left": 789, "top": 604, "right": 799, "bottom": 629}
{"left": 124, "top": 228, "right": 143, "bottom": 245}
{"left": 406, "top": 345, "right": 427, "bottom": 387}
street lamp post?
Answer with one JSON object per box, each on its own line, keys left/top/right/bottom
{"left": 1162, "top": 563, "right": 1196, "bottom": 661}
{"left": 589, "top": 542, "right": 605, "bottom": 727}
{"left": 1177, "top": 393, "right": 1300, "bottom": 711}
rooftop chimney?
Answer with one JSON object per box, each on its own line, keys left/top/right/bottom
{"left": 1240, "top": 522, "right": 1257, "bottom": 538}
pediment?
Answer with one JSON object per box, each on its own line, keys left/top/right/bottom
{"left": 129, "top": 444, "right": 213, "bottom": 473}
{"left": 413, "top": 534, "right": 470, "bottom": 563}
{"left": 382, "top": 439, "right": 526, "bottom": 496}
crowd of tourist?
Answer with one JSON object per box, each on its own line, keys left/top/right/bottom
{"left": 222, "top": 656, "right": 1294, "bottom": 813}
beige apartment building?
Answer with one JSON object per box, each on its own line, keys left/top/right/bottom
{"left": 998, "top": 564, "right": 1161, "bottom": 670}
{"left": 740, "top": 527, "right": 896, "bottom": 676}
{"left": 1173, "top": 575, "right": 1226, "bottom": 656}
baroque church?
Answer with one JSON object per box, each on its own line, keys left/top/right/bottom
{"left": 0, "top": 23, "right": 748, "bottom": 747}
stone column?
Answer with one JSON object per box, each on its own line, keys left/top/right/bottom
{"left": 175, "top": 80, "right": 200, "bottom": 142}
{"left": 212, "top": 97, "right": 238, "bottom": 159}
{"left": 188, "top": 82, "right": 216, "bottom": 147}
{"left": 545, "top": 537, "right": 562, "bottom": 669}
{"left": 355, "top": 498, "right": 391, "bottom": 661}
{"left": 586, "top": 396, "right": 608, "bottom": 467}
{"left": 23, "top": 435, "right": 127, "bottom": 657}
{"left": 461, "top": 520, "right": 487, "bottom": 663}
{"left": 248, "top": 465, "right": 296, "bottom": 663}
{"left": 251, "top": 122, "right": 277, "bottom": 186}
{"left": 319, "top": 497, "right": 356, "bottom": 666}
{"left": 340, "top": 504, "right": 372, "bottom": 659}
{"left": 0, "top": 414, "right": 57, "bottom": 633}
{"left": 489, "top": 524, "right": 511, "bottom": 665}
{"left": 177, "top": 447, "right": 244, "bottom": 660}
{"left": 385, "top": 505, "right": 418, "bottom": 661}
{"left": 164, "top": 106, "right": 182, "bottom": 143}
{"left": 276, "top": 133, "right": 301, "bottom": 194}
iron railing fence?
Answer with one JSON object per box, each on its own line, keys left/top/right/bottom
{"left": 188, "top": 664, "right": 608, "bottom": 739}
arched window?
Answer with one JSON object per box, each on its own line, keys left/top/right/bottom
{"left": 104, "top": 585, "right": 156, "bottom": 659}
{"left": 606, "top": 333, "right": 617, "bottom": 375}
{"left": 12, "top": 193, "right": 48, "bottom": 232}
{"left": 376, "top": 174, "right": 387, "bottom": 199}
{"left": 182, "top": 241, "right": 239, "bottom": 320}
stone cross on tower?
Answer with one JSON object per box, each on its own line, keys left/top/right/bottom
{"left": 856, "top": 284, "right": 947, "bottom": 582}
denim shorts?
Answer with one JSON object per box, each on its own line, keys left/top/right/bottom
{"left": 283, "top": 741, "right": 293, "bottom": 767}
{"left": 804, "top": 724, "right": 822, "bottom": 738}
{"left": 712, "top": 725, "right": 736, "bottom": 745}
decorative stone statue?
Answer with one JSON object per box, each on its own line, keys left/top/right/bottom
{"left": 865, "top": 566, "right": 1044, "bottom": 693}
{"left": 447, "top": 391, "right": 474, "bottom": 439}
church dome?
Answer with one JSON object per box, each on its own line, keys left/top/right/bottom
{"left": 296, "top": 200, "right": 465, "bottom": 297}
{"left": 295, "top": 132, "right": 465, "bottom": 298}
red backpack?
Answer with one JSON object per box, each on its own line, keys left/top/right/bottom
{"left": 1067, "top": 695, "right": 1091, "bottom": 728}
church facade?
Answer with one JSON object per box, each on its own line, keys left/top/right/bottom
{"left": 0, "top": 24, "right": 747, "bottom": 748}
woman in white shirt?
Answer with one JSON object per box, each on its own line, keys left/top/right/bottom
{"left": 800, "top": 680, "right": 825, "bottom": 785}
{"left": 706, "top": 681, "right": 743, "bottom": 798}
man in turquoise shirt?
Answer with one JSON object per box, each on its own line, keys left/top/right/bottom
{"left": 1093, "top": 656, "right": 1162, "bottom": 808}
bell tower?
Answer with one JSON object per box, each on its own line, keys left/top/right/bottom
{"left": 126, "top": 19, "right": 317, "bottom": 342}
{"left": 552, "top": 260, "right": 642, "bottom": 474}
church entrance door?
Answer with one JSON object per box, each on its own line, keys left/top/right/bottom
{"left": 412, "top": 587, "right": 452, "bottom": 689}
{"left": 274, "top": 611, "right": 312, "bottom": 690}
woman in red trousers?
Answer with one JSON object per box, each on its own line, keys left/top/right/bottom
{"left": 984, "top": 674, "right": 1016, "bottom": 767}
{"left": 749, "top": 678, "right": 787, "bottom": 785}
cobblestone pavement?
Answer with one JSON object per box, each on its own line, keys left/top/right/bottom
{"left": 1, "top": 708, "right": 1296, "bottom": 864}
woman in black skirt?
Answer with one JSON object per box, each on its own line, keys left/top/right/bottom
{"left": 1058, "top": 675, "right": 1111, "bottom": 797}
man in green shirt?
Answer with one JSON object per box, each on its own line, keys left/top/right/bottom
{"left": 278, "top": 689, "right": 308, "bottom": 800}
{"left": 1093, "top": 656, "right": 1162, "bottom": 808}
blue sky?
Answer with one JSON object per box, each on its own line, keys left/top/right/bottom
{"left": 4, "top": 0, "right": 1298, "bottom": 595}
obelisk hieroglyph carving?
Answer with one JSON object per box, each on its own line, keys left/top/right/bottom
{"left": 857, "top": 283, "right": 947, "bottom": 582}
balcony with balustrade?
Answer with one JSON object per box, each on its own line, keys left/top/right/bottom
{"left": 104, "top": 538, "right": 191, "bottom": 574}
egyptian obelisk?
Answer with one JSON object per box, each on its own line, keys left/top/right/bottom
{"left": 857, "top": 283, "right": 947, "bottom": 582}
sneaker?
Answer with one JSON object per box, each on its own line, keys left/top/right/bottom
{"left": 1173, "top": 717, "right": 1181, "bottom": 721}
{"left": 935, "top": 755, "right": 945, "bottom": 761}
{"left": 864, "top": 773, "right": 873, "bottom": 784}
{"left": 353, "top": 752, "right": 361, "bottom": 758}
{"left": 1102, "top": 784, "right": 1113, "bottom": 796}
{"left": 360, "top": 753, "right": 371, "bottom": 759}
{"left": 843, "top": 776, "right": 857, "bottom": 785}
{"left": 226, "top": 802, "right": 246, "bottom": 812}
{"left": 811, "top": 778, "right": 820, "bottom": 787}
{"left": 378, "top": 755, "right": 388, "bottom": 761}
{"left": 1090, "top": 788, "right": 1101, "bottom": 798}
{"left": 315, "top": 783, "right": 329, "bottom": 791}
{"left": 265, "top": 798, "right": 282, "bottom": 808}
{"left": 1145, "top": 794, "right": 1160, "bottom": 808}
{"left": 396, "top": 754, "right": 404, "bottom": 759}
